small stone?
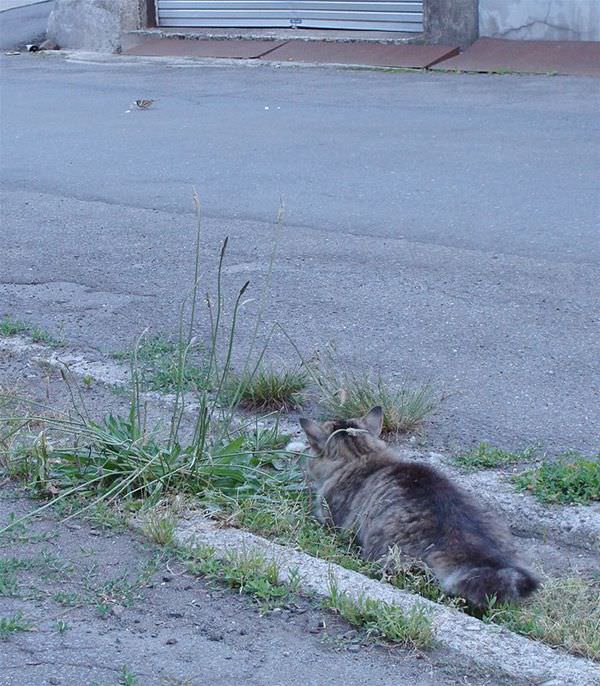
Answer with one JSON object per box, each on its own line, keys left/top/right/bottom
{"left": 166, "top": 638, "right": 177, "bottom": 645}
{"left": 49, "top": 679, "right": 61, "bottom": 685}
{"left": 347, "top": 644, "right": 360, "bottom": 653}
{"left": 208, "top": 631, "right": 224, "bottom": 642}
{"left": 309, "top": 621, "right": 324, "bottom": 634}
{"left": 167, "top": 611, "right": 184, "bottom": 618}
{"left": 162, "top": 575, "right": 173, "bottom": 583}
{"left": 111, "top": 605, "right": 125, "bottom": 618}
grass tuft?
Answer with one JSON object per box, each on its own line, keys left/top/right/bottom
{"left": 318, "top": 369, "right": 436, "bottom": 434}
{"left": 4, "top": 412, "right": 303, "bottom": 505}
{"left": 454, "top": 443, "right": 537, "bottom": 471}
{"left": 222, "top": 367, "right": 307, "bottom": 411}
{"left": 513, "top": 452, "right": 600, "bottom": 505}
{"left": 111, "top": 334, "right": 209, "bottom": 393}
{"left": 186, "top": 546, "right": 295, "bottom": 609}
{"left": 0, "top": 316, "right": 63, "bottom": 347}
{"left": 0, "top": 612, "right": 30, "bottom": 639}
{"left": 142, "top": 510, "right": 176, "bottom": 546}
{"left": 485, "top": 576, "right": 600, "bottom": 661}
{"left": 324, "top": 577, "right": 433, "bottom": 648}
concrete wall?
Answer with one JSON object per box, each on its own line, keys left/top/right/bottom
{"left": 0, "top": 1, "right": 53, "bottom": 50}
{"left": 424, "top": 0, "right": 479, "bottom": 46}
{"left": 480, "top": 0, "right": 600, "bottom": 41}
{"left": 46, "top": 0, "right": 146, "bottom": 52}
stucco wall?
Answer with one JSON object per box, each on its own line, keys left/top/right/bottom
{"left": 47, "top": 0, "right": 144, "bottom": 52}
{"left": 424, "top": 0, "right": 479, "bottom": 45}
{"left": 480, "top": 0, "right": 600, "bottom": 41}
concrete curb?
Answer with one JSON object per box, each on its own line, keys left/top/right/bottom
{"left": 174, "top": 515, "right": 599, "bottom": 686}
{"left": 2, "top": 335, "right": 598, "bottom": 556}
{"left": 3, "top": 334, "right": 599, "bottom": 682}
{"left": 25, "top": 49, "right": 596, "bottom": 81}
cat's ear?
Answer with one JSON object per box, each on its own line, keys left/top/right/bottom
{"left": 299, "top": 418, "right": 327, "bottom": 452}
{"left": 363, "top": 406, "right": 383, "bottom": 436}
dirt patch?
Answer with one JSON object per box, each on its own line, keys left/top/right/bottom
{"left": 1, "top": 338, "right": 598, "bottom": 684}
{"left": 2, "top": 340, "right": 598, "bottom": 578}
{"left": 0, "top": 488, "right": 511, "bottom": 686}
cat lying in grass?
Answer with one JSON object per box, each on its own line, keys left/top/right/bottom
{"left": 300, "top": 406, "right": 538, "bottom": 607}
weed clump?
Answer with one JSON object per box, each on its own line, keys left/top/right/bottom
{"left": 222, "top": 367, "right": 307, "bottom": 411}
{"left": 324, "top": 578, "right": 433, "bottom": 648}
{"left": 318, "top": 369, "right": 436, "bottom": 434}
{"left": 454, "top": 443, "right": 536, "bottom": 471}
{"left": 484, "top": 576, "right": 600, "bottom": 661}
{"left": 111, "top": 334, "right": 209, "bottom": 393}
{"left": 514, "top": 453, "right": 600, "bottom": 505}
{"left": 0, "top": 316, "right": 63, "bottom": 347}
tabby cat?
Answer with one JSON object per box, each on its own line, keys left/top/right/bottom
{"left": 300, "top": 406, "right": 538, "bottom": 607}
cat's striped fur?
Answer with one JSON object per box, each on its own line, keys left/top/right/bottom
{"left": 300, "top": 407, "right": 538, "bottom": 607}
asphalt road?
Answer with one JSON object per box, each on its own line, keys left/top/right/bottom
{"left": 1, "top": 53, "right": 599, "bottom": 454}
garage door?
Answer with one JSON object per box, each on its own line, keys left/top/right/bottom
{"left": 156, "top": 1, "right": 424, "bottom": 32}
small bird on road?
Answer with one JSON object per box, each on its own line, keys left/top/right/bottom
{"left": 134, "top": 99, "right": 155, "bottom": 109}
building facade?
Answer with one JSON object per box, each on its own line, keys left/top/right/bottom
{"left": 47, "top": 0, "right": 600, "bottom": 52}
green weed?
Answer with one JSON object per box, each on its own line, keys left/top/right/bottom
{"left": 222, "top": 367, "right": 307, "bottom": 411}
{"left": 484, "top": 576, "right": 600, "bottom": 661}
{"left": 186, "top": 546, "right": 293, "bottom": 610}
{"left": 111, "top": 334, "right": 209, "bottom": 393}
{"left": 0, "top": 557, "right": 33, "bottom": 596}
{"left": 514, "top": 453, "right": 600, "bottom": 504}
{"left": 119, "top": 666, "right": 138, "bottom": 686}
{"left": 0, "top": 612, "right": 30, "bottom": 639}
{"left": 454, "top": 443, "right": 537, "bottom": 471}
{"left": 53, "top": 590, "right": 80, "bottom": 607}
{"left": 142, "top": 510, "right": 176, "bottom": 546}
{"left": 55, "top": 619, "right": 70, "bottom": 634}
{"left": 324, "top": 577, "right": 433, "bottom": 648}
{"left": 317, "top": 368, "right": 436, "bottom": 434}
{"left": 0, "top": 316, "right": 63, "bottom": 347}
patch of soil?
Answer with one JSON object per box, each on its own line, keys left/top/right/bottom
{"left": 0, "top": 488, "right": 512, "bottom": 686}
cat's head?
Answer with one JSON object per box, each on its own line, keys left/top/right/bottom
{"left": 299, "top": 406, "right": 385, "bottom": 457}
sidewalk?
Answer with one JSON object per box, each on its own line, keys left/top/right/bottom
{"left": 432, "top": 37, "right": 600, "bottom": 77}
{"left": 124, "top": 32, "right": 600, "bottom": 76}
{"left": 0, "top": 0, "right": 52, "bottom": 50}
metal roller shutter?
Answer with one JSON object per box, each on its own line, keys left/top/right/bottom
{"left": 156, "top": 1, "right": 423, "bottom": 32}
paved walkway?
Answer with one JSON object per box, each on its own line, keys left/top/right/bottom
{"left": 124, "top": 33, "right": 600, "bottom": 76}
{"left": 433, "top": 37, "right": 600, "bottom": 77}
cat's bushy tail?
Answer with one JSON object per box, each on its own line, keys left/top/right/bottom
{"left": 444, "top": 564, "right": 539, "bottom": 607}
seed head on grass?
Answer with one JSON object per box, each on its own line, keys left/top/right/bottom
{"left": 223, "top": 367, "right": 308, "bottom": 411}
{"left": 318, "top": 370, "right": 436, "bottom": 434}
